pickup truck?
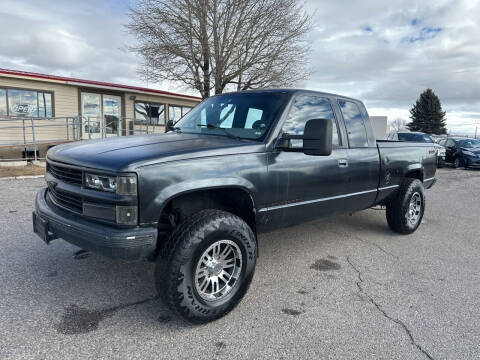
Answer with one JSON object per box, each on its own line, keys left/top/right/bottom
{"left": 33, "top": 89, "right": 437, "bottom": 323}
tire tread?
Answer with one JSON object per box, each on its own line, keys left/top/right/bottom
{"left": 155, "top": 209, "right": 256, "bottom": 323}
{"left": 386, "top": 178, "right": 425, "bottom": 235}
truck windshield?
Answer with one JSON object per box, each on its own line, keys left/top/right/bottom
{"left": 398, "top": 133, "right": 433, "bottom": 143}
{"left": 172, "top": 92, "right": 289, "bottom": 141}
{"left": 457, "top": 139, "right": 480, "bottom": 148}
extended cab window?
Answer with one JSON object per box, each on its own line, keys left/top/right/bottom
{"left": 338, "top": 100, "right": 369, "bottom": 148}
{"left": 282, "top": 95, "right": 340, "bottom": 147}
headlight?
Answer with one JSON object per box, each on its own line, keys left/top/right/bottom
{"left": 463, "top": 150, "right": 477, "bottom": 157}
{"left": 85, "top": 173, "right": 137, "bottom": 195}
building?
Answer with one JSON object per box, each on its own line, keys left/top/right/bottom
{"left": 369, "top": 116, "right": 388, "bottom": 140}
{"left": 0, "top": 68, "right": 201, "bottom": 159}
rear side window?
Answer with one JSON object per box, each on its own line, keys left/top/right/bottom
{"left": 282, "top": 95, "right": 340, "bottom": 147}
{"left": 338, "top": 100, "right": 369, "bottom": 148}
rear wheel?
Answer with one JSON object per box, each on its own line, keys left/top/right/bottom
{"left": 155, "top": 209, "right": 257, "bottom": 323}
{"left": 386, "top": 178, "right": 425, "bottom": 234}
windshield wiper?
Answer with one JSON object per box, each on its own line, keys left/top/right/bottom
{"left": 197, "top": 123, "right": 241, "bottom": 140}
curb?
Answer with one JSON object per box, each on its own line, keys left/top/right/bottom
{"left": 0, "top": 175, "right": 44, "bottom": 181}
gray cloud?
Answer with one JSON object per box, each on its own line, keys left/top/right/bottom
{"left": 303, "top": 0, "right": 480, "bottom": 134}
{"left": 0, "top": 0, "right": 479, "bottom": 134}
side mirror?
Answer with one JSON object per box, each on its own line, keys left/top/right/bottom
{"left": 277, "top": 118, "right": 332, "bottom": 156}
{"left": 303, "top": 118, "right": 333, "bottom": 156}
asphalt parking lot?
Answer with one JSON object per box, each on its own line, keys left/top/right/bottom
{"left": 1, "top": 168, "right": 479, "bottom": 360}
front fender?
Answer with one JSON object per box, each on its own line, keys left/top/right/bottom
{"left": 141, "top": 177, "right": 257, "bottom": 225}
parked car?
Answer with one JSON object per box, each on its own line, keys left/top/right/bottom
{"left": 386, "top": 130, "right": 446, "bottom": 167}
{"left": 438, "top": 137, "right": 480, "bottom": 169}
{"left": 33, "top": 89, "right": 437, "bottom": 323}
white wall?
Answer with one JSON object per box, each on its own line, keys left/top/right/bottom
{"left": 370, "top": 116, "right": 388, "bottom": 140}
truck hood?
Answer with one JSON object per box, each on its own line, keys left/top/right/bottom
{"left": 47, "top": 133, "right": 265, "bottom": 172}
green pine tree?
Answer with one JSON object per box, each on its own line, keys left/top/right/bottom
{"left": 407, "top": 89, "right": 447, "bottom": 135}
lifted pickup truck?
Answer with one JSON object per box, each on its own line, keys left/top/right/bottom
{"left": 33, "top": 89, "right": 437, "bottom": 323}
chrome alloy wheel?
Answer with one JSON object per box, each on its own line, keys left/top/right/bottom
{"left": 407, "top": 192, "right": 422, "bottom": 226}
{"left": 194, "top": 240, "right": 243, "bottom": 301}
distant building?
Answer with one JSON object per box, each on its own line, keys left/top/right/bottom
{"left": 0, "top": 68, "right": 200, "bottom": 140}
{"left": 369, "top": 116, "right": 388, "bottom": 140}
{"left": 0, "top": 68, "right": 201, "bottom": 159}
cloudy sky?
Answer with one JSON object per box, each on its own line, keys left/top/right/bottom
{"left": 1, "top": 0, "right": 479, "bottom": 134}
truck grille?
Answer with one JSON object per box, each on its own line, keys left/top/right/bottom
{"left": 47, "top": 163, "right": 83, "bottom": 185}
{"left": 47, "top": 186, "right": 83, "bottom": 213}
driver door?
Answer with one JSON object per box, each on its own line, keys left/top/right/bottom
{"left": 265, "top": 94, "right": 349, "bottom": 228}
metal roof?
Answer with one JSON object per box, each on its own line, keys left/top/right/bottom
{"left": 0, "top": 68, "right": 201, "bottom": 101}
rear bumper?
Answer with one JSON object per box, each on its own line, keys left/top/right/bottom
{"left": 33, "top": 189, "right": 157, "bottom": 260}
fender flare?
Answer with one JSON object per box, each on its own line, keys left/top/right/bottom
{"left": 153, "top": 177, "right": 257, "bottom": 216}
{"left": 404, "top": 163, "right": 424, "bottom": 180}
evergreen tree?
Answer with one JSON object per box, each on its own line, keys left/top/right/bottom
{"left": 407, "top": 89, "right": 447, "bottom": 134}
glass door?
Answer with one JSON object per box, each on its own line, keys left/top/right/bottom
{"left": 81, "top": 93, "right": 122, "bottom": 139}
{"left": 103, "top": 95, "right": 121, "bottom": 137}
{"left": 81, "top": 93, "right": 101, "bottom": 139}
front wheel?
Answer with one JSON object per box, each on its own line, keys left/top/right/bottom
{"left": 155, "top": 210, "right": 257, "bottom": 323}
{"left": 386, "top": 178, "right": 425, "bottom": 234}
{"left": 453, "top": 157, "right": 463, "bottom": 169}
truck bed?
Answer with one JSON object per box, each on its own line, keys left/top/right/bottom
{"left": 375, "top": 140, "right": 437, "bottom": 204}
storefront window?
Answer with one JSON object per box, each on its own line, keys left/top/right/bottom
{"left": 169, "top": 105, "right": 193, "bottom": 123}
{"left": 0, "top": 89, "right": 6, "bottom": 116}
{"left": 135, "top": 101, "right": 165, "bottom": 125}
{"left": 169, "top": 105, "right": 182, "bottom": 122}
{"left": 38, "top": 92, "right": 53, "bottom": 117}
{"left": 2, "top": 88, "right": 53, "bottom": 117}
{"left": 8, "top": 89, "right": 37, "bottom": 117}
{"left": 182, "top": 106, "right": 192, "bottom": 116}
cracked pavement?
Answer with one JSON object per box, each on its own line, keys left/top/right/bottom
{"left": 0, "top": 168, "right": 479, "bottom": 359}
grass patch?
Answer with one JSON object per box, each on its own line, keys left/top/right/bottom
{"left": 0, "top": 164, "right": 45, "bottom": 178}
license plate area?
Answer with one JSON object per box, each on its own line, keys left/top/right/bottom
{"left": 32, "top": 212, "right": 55, "bottom": 244}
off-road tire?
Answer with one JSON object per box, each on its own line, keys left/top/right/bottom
{"left": 386, "top": 178, "right": 425, "bottom": 235}
{"left": 155, "top": 209, "right": 257, "bottom": 324}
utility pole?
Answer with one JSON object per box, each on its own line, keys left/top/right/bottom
{"left": 475, "top": 126, "right": 478, "bottom": 139}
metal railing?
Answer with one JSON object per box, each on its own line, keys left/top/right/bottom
{"left": 0, "top": 115, "right": 166, "bottom": 161}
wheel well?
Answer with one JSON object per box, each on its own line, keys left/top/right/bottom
{"left": 158, "top": 188, "right": 256, "bottom": 235}
{"left": 404, "top": 169, "right": 424, "bottom": 181}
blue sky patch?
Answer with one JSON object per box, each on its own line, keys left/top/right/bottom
{"left": 404, "top": 26, "right": 443, "bottom": 42}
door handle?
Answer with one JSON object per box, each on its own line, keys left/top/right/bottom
{"left": 338, "top": 159, "right": 349, "bottom": 168}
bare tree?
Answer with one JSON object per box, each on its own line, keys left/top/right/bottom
{"left": 389, "top": 118, "right": 407, "bottom": 132}
{"left": 126, "top": 0, "right": 312, "bottom": 99}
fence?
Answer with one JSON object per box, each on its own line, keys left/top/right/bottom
{"left": 0, "top": 116, "right": 166, "bottom": 161}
